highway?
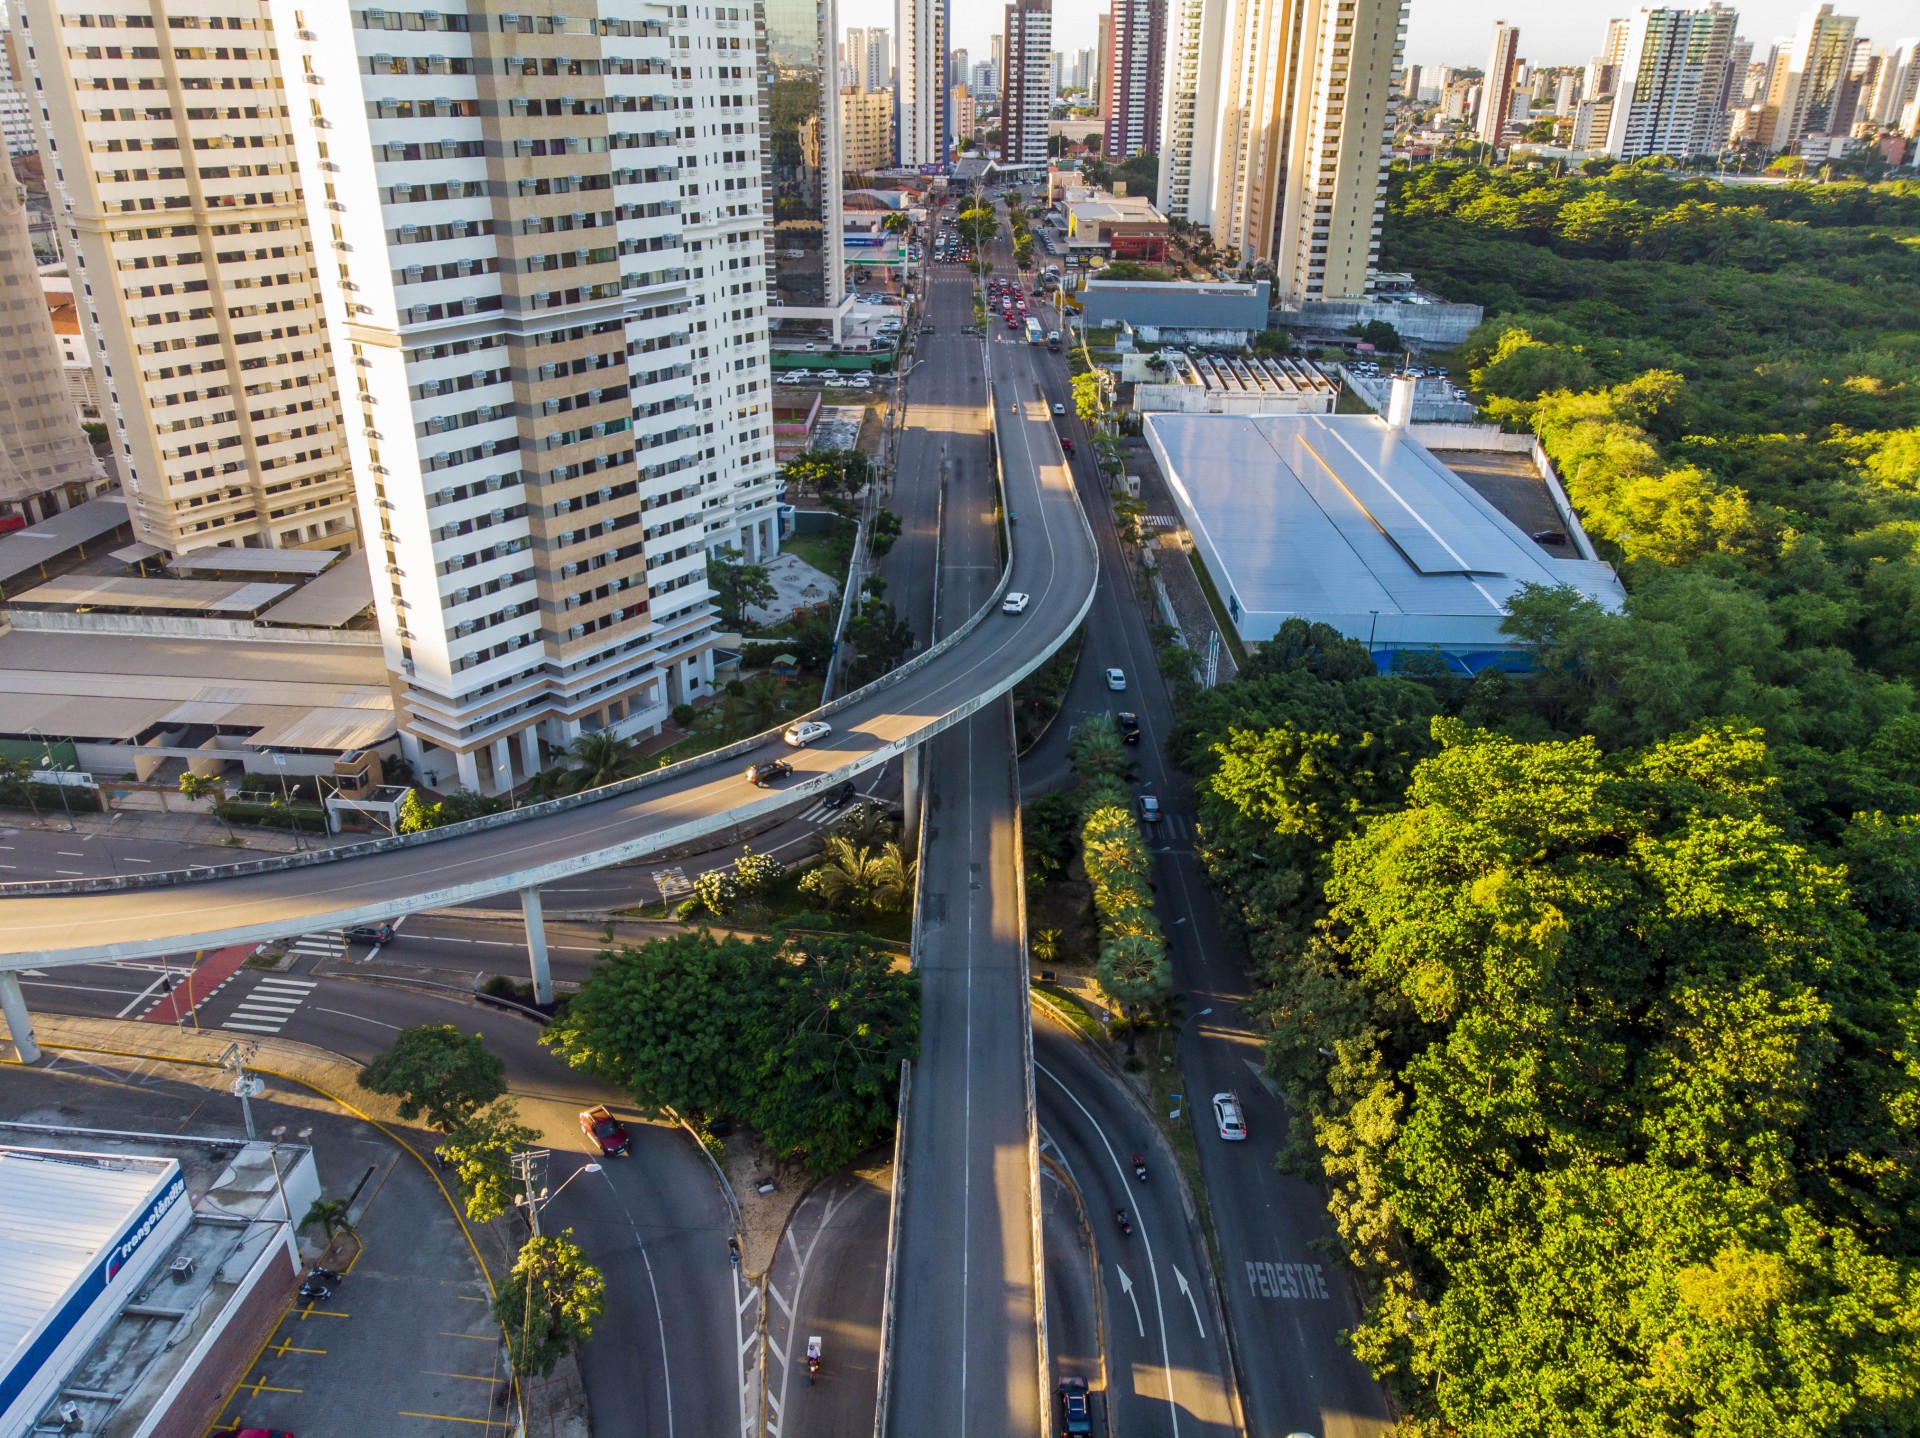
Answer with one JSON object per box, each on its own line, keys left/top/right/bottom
{"left": 884, "top": 229, "right": 1055, "bottom": 1436}
{"left": 1026, "top": 340, "right": 1396, "bottom": 1438}
{"left": 1035, "top": 1016, "right": 1238, "bottom": 1438}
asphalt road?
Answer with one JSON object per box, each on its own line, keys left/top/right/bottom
{"left": 0, "top": 320, "right": 1098, "bottom": 965}
{"left": 885, "top": 243, "right": 1048, "bottom": 1438}
{"left": 1036, "top": 1016, "right": 1238, "bottom": 1438}
{"left": 1025, "top": 351, "right": 1396, "bottom": 1438}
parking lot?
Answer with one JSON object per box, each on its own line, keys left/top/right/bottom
{"left": 4, "top": 1052, "right": 509, "bottom": 1438}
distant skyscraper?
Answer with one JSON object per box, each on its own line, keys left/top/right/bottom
{"left": 972, "top": 59, "right": 1003, "bottom": 101}
{"left": 1604, "top": 4, "right": 1739, "bottom": 159}
{"left": 951, "top": 47, "right": 971, "bottom": 88}
{"left": 1160, "top": 0, "right": 1405, "bottom": 300}
{"left": 1003, "top": 0, "right": 1054, "bottom": 166}
{"left": 1861, "top": 40, "right": 1919, "bottom": 131}
{"left": 1104, "top": 0, "right": 1168, "bottom": 158}
{"left": 897, "top": 0, "right": 950, "bottom": 163}
{"left": 1762, "top": 3, "right": 1858, "bottom": 149}
{"left": 0, "top": 23, "right": 33, "bottom": 156}
{"left": 768, "top": 0, "right": 847, "bottom": 313}
{"left": 1479, "top": 22, "right": 1523, "bottom": 146}
{"left": 866, "top": 28, "right": 894, "bottom": 91}
{"left": 0, "top": 172, "right": 103, "bottom": 522}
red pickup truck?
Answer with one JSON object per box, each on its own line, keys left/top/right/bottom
{"left": 579, "top": 1106, "right": 631, "bottom": 1156}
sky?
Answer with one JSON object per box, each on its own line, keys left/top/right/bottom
{"left": 836, "top": 0, "right": 1918, "bottom": 80}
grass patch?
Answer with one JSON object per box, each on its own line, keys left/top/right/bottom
{"left": 781, "top": 526, "right": 856, "bottom": 591}
{"left": 1184, "top": 549, "right": 1250, "bottom": 668}
{"left": 1335, "top": 381, "right": 1375, "bottom": 415}
{"left": 1033, "top": 982, "right": 1108, "bottom": 1046}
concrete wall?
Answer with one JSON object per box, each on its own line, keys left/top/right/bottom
{"left": 1132, "top": 382, "right": 1332, "bottom": 414}
{"left": 1410, "top": 423, "right": 1530, "bottom": 451}
{"left": 6, "top": 610, "right": 381, "bottom": 646}
{"left": 1274, "top": 296, "right": 1484, "bottom": 346}
{"left": 1081, "top": 278, "right": 1269, "bottom": 334}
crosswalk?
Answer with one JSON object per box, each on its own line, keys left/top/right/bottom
{"left": 221, "top": 976, "right": 317, "bottom": 1036}
{"left": 284, "top": 931, "right": 346, "bottom": 963}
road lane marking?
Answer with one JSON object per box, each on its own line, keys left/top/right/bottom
{"left": 1244, "top": 1260, "right": 1330, "bottom": 1301}
{"left": 1173, "top": 1265, "right": 1208, "bottom": 1338}
{"left": 314, "top": 1005, "right": 404, "bottom": 1030}
{"left": 1115, "top": 1263, "right": 1146, "bottom": 1336}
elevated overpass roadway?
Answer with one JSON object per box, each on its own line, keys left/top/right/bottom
{"left": 0, "top": 347, "right": 1096, "bottom": 1017}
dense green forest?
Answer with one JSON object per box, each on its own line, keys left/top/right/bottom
{"left": 1178, "top": 166, "right": 1920, "bottom": 1434}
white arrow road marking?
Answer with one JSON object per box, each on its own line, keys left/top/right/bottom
{"left": 1172, "top": 1265, "right": 1207, "bottom": 1339}
{"left": 1115, "top": 1263, "right": 1146, "bottom": 1337}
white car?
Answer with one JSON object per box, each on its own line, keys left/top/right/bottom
{"left": 1213, "top": 1092, "right": 1247, "bottom": 1142}
{"left": 1052, "top": 403, "right": 1065, "bottom": 416}
{"left": 1105, "top": 667, "right": 1127, "bottom": 691}
{"left": 1002, "top": 591, "right": 1031, "bottom": 614}
{"left": 783, "top": 720, "right": 833, "bottom": 747}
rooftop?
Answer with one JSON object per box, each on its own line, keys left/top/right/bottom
{"left": 1145, "top": 412, "right": 1623, "bottom": 654}
{"left": 0, "top": 498, "right": 129, "bottom": 591}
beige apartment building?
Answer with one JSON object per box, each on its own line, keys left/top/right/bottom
{"left": 14, "top": 0, "right": 357, "bottom": 555}
{"left": 1166, "top": 0, "right": 1404, "bottom": 302}
{"left": 266, "top": 0, "right": 778, "bottom": 793}
{"left": 841, "top": 82, "right": 893, "bottom": 172}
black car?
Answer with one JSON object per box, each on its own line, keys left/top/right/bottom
{"left": 1117, "top": 711, "right": 1141, "bottom": 745}
{"left": 821, "top": 779, "right": 857, "bottom": 811}
{"left": 346, "top": 922, "right": 394, "bottom": 946}
{"left": 745, "top": 759, "right": 793, "bottom": 786}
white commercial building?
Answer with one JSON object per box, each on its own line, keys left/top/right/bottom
{"left": 1145, "top": 411, "right": 1624, "bottom": 657}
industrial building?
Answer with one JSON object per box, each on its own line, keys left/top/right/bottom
{"left": 0, "top": 1129, "right": 316, "bottom": 1438}
{"left": 1145, "top": 411, "right": 1624, "bottom": 663}
{"left": 1079, "top": 278, "right": 1270, "bottom": 345}
{"left": 1128, "top": 350, "right": 1335, "bottom": 414}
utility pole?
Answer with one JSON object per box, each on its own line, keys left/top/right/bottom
{"left": 219, "top": 1041, "right": 263, "bottom": 1139}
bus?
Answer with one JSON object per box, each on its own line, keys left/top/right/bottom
{"left": 1024, "top": 317, "right": 1044, "bottom": 346}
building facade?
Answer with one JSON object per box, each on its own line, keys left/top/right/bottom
{"left": 842, "top": 84, "right": 896, "bottom": 170}
{"left": 1763, "top": 3, "right": 1858, "bottom": 150}
{"left": 0, "top": 169, "right": 103, "bottom": 522}
{"left": 1002, "top": 0, "right": 1052, "bottom": 166}
{"left": 894, "top": 0, "right": 946, "bottom": 163}
{"left": 767, "top": 0, "right": 846, "bottom": 315}
{"left": 1, "top": 25, "right": 35, "bottom": 154}
{"left": 269, "top": 0, "right": 778, "bottom": 793}
{"left": 1604, "top": 4, "right": 1739, "bottom": 160}
{"left": 17, "top": 0, "right": 358, "bottom": 556}
{"left": 950, "top": 82, "right": 976, "bottom": 150}
{"left": 1103, "top": 0, "right": 1166, "bottom": 158}
{"left": 1478, "top": 21, "right": 1521, "bottom": 146}
{"left": 1157, "top": 0, "right": 1222, "bottom": 226}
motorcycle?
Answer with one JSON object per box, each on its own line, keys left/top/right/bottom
{"left": 1132, "top": 1154, "right": 1148, "bottom": 1184}
{"left": 806, "top": 1335, "right": 822, "bottom": 1385}
{"left": 1115, "top": 1208, "right": 1132, "bottom": 1236}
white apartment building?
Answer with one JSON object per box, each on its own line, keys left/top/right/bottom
{"left": 1604, "top": 4, "right": 1739, "bottom": 160}
{"left": 893, "top": 0, "right": 944, "bottom": 163}
{"left": 268, "top": 0, "right": 778, "bottom": 793}
{"left": 16, "top": 0, "right": 358, "bottom": 555}
{"left": 1173, "top": 0, "right": 1403, "bottom": 300}
{"left": 1762, "top": 2, "right": 1858, "bottom": 150}
{"left": 1001, "top": 0, "right": 1050, "bottom": 166}
{"left": 1, "top": 24, "right": 36, "bottom": 153}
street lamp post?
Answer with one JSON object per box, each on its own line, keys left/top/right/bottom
{"left": 266, "top": 1123, "right": 315, "bottom": 1241}
{"left": 270, "top": 752, "right": 308, "bottom": 852}
{"left": 38, "top": 752, "right": 76, "bottom": 832}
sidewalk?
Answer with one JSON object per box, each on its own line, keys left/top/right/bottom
{"left": 0, "top": 805, "right": 350, "bottom": 854}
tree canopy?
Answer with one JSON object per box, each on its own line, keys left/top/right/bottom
{"left": 356, "top": 1025, "right": 507, "bottom": 1133}
{"left": 542, "top": 931, "right": 919, "bottom": 1174}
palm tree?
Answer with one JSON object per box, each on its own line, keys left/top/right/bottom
{"left": 740, "top": 676, "right": 783, "bottom": 733}
{"left": 870, "top": 841, "right": 917, "bottom": 912}
{"left": 831, "top": 800, "right": 896, "bottom": 847}
{"left": 303, "top": 1196, "right": 356, "bottom": 1243}
{"left": 1032, "top": 928, "right": 1063, "bottom": 968}
{"left": 808, "top": 835, "right": 882, "bottom": 913}
{"left": 567, "top": 730, "right": 642, "bottom": 791}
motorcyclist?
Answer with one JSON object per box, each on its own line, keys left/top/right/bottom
{"left": 1115, "top": 1208, "right": 1132, "bottom": 1235}
{"left": 1133, "top": 1154, "right": 1147, "bottom": 1182}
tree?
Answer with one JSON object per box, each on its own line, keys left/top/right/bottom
{"left": 733, "top": 846, "right": 786, "bottom": 895}
{"left": 1069, "top": 714, "right": 1129, "bottom": 783}
{"left": 1072, "top": 370, "right": 1105, "bottom": 426}
{"left": 869, "top": 507, "right": 902, "bottom": 558}
{"left": 493, "top": 1231, "right": 606, "bottom": 1377}
{"left": 438, "top": 1101, "right": 538, "bottom": 1223}
{"left": 707, "top": 547, "right": 777, "bottom": 626}
{"left": 301, "top": 1197, "right": 355, "bottom": 1242}
{"left": 844, "top": 598, "right": 914, "bottom": 684}
{"left": 1347, "top": 319, "right": 1400, "bottom": 351}
{"left": 567, "top": 730, "right": 643, "bottom": 791}
{"left": 688, "top": 868, "right": 741, "bottom": 918}
{"left": 799, "top": 835, "right": 916, "bottom": 914}
{"left": 357, "top": 1025, "right": 507, "bottom": 1133}
{"left": 542, "top": 931, "right": 919, "bottom": 1174}
{"left": 397, "top": 787, "right": 446, "bottom": 833}
{"left": 178, "top": 772, "right": 226, "bottom": 804}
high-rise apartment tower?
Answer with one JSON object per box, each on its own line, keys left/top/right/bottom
{"left": 895, "top": 0, "right": 947, "bottom": 163}
{"left": 17, "top": 0, "right": 357, "bottom": 555}
{"left": 1604, "top": 4, "right": 1739, "bottom": 160}
{"left": 1478, "top": 21, "right": 1522, "bottom": 146}
{"left": 1762, "top": 3, "right": 1858, "bottom": 149}
{"left": 1002, "top": 0, "right": 1053, "bottom": 166}
{"left": 1104, "top": 0, "right": 1167, "bottom": 158}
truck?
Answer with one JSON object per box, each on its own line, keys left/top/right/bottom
{"left": 1046, "top": 330, "right": 1061, "bottom": 352}
{"left": 1024, "top": 317, "right": 1044, "bottom": 346}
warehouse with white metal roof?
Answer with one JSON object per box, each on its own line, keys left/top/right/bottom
{"left": 1144, "top": 411, "right": 1624, "bottom": 661}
